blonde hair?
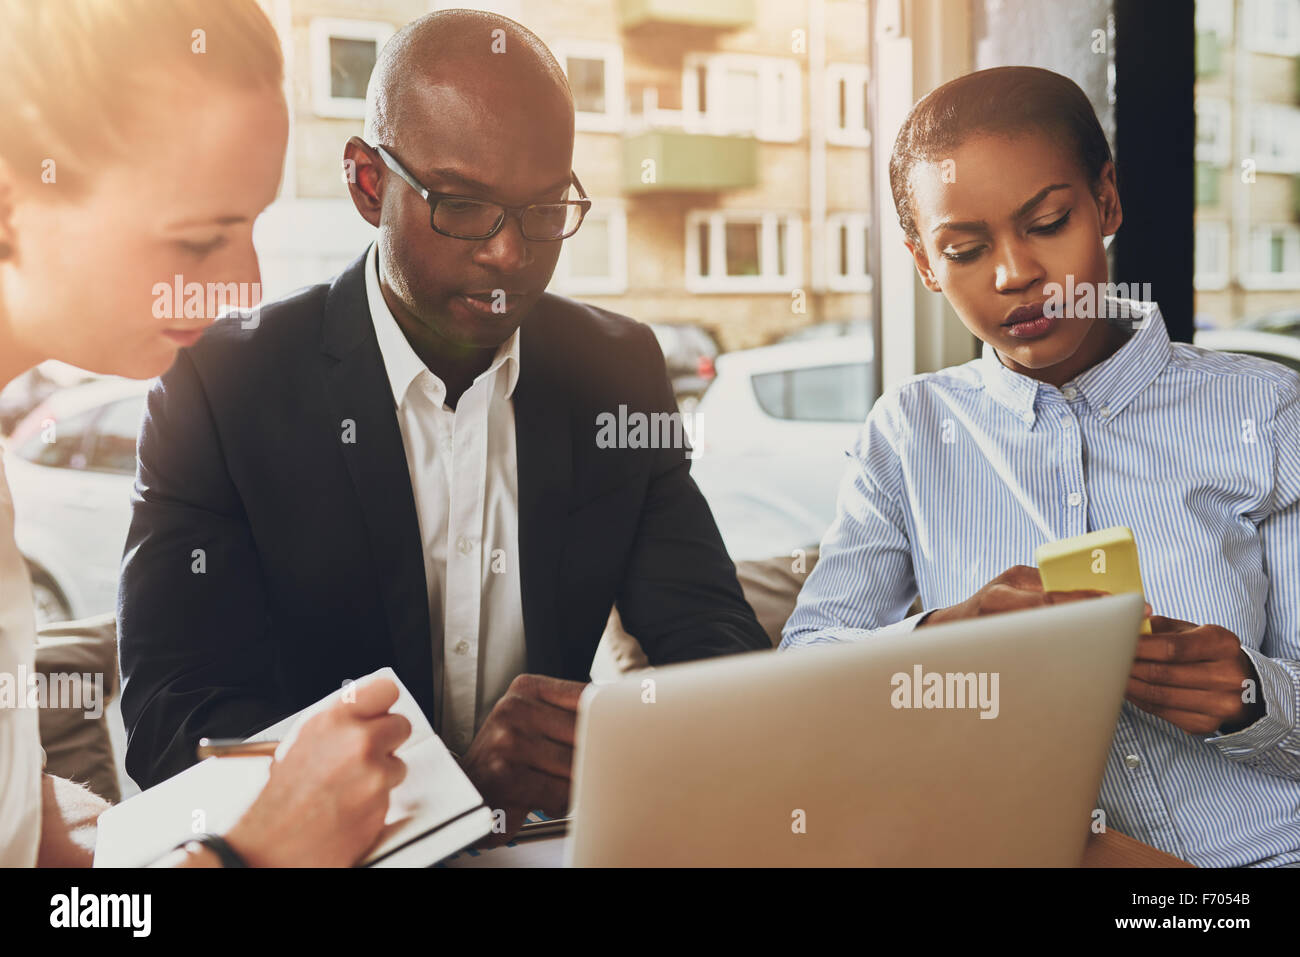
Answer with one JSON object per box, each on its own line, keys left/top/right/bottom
{"left": 0, "top": 0, "right": 283, "bottom": 193}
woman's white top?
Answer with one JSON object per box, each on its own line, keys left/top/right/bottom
{"left": 0, "top": 454, "right": 42, "bottom": 866}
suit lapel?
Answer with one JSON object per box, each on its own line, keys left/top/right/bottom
{"left": 319, "top": 252, "right": 438, "bottom": 726}
{"left": 514, "top": 321, "right": 572, "bottom": 677}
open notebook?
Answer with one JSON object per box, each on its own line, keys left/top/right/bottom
{"left": 94, "top": 668, "right": 493, "bottom": 867}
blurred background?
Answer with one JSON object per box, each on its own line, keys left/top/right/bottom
{"left": 2, "top": 0, "right": 1297, "bottom": 635}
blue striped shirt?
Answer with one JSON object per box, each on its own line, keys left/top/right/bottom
{"left": 780, "top": 304, "right": 1300, "bottom": 867}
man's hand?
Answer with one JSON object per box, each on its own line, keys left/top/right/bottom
{"left": 1127, "top": 616, "right": 1264, "bottom": 735}
{"left": 921, "top": 565, "right": 1117, "bottom": 627}
{"left": 458, "top": 673, "right": 586, "bottom": 843}
{"left": 219, "top": 676, "right": 411, "bottom": 867}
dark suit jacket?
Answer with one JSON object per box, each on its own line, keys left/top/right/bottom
{"left": 117, "top": 251, "right": 768, "bottom": 788}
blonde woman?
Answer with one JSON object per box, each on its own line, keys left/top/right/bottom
{"left": 0, "top": 0, "right": 409, "bottom": 868}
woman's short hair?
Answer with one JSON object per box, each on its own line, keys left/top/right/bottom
{"left": 889, "top": 66, "right": 1113, "bottom": 246}
{"left": 0, "top": 0, "right": 283, "bottom": 194}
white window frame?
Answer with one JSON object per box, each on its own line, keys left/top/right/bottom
{"left": 550, "top": 204, "right": 627, "bottom": 296}
{"left": 682, "top": 53, "right": 801, "bottom": 143}
{"left": 309, "top": 18, "right": 394, "bottom": 119}
{"left": 1196, "top": 97, "right": 1231, "bottom": 167}
{"left": 685, "top": 210, "right": 802, "bottom": 293}
{"left": 1243, "top": 0, "right": 1300, "bottom": 55}
{"left": 825, "top": 212, "right": 873, "bottom": 292}
{"left": 826, "top": 63, "right": 870, "bottom": 148}
{"left": 553, "top": 40, "right": 625, "bottom": 134}
{"left": 1194, "top": 221, "right": 1230, "bottom": 290}
{"left": 1248, "top": 104, "right": 1300, "bottom": 173}
{"left": 1241, "top": 223, "right": 1300, "bottom": 289}
{"left": 1196, "top": 0, "right": 1234, "bottom": 37}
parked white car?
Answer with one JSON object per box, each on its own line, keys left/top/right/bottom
{"left": 691, "top": 335, "right": 875, "bottom": 561}
{"left": 3, "top": 378, "right": 150, "bottom": 627}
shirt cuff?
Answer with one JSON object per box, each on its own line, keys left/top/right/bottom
{"left": 1205, "top": 647, "right": 1299, "bottom": 766}
{"left": 780, "top": 609, "right": 931, "bottom": 648}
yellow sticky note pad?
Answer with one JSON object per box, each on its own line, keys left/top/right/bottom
{"left": 1034, "top": 526, "right": 1151, "bottom": 634}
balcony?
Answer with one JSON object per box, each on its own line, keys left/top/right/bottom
{"left": 623, "top": 129, "right": 757, "bottom": 193}
{"left": 619, "top": 0, "right": 755, "bottom": 31}
{"left": 621, "top": 86, "right": 758, "bottom": 193}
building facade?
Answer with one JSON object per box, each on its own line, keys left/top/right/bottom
{"left": 1195, "top": 0, "right": 1300, "bottom": 325}
{"left": 254, "top": 0, "right": 872, "bottom": 350}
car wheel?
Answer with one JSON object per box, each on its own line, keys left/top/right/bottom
{"left": 30, "top": 577, "right": 72, "bottom": 629}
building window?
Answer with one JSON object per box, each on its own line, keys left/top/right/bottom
{"left": 551, "top": 206, "right": 627, "bottom": 296}
{"left": 1197, "top": 0, "right": 1235, "bottom": 38}
{"left": 1243, "top": 0, "right": 1300, "bottom": 55}
{"left": 826, "top": 64, "right": 870, "bottom": 147}
{"left": 554, "top": 41, "right": 624, "bottom": 133}
{"left": 682, "top": 54, "right": 801, "bottom": 142}
{"left": 1196, "top": 98, "right": 1231, "bottom": 167}
{"left": 310, "top": 19, "right": 394, "bottom": 119}
{"left": 1195, "top": 221, "right": 1229, "bottom": 290}
{"left": 826, "top": 213, "right": 872, "bottom": 291}
{"left": 686, "top": 211, "right": 801, "bottom": 292}
{"left": 1242, "top": 224, "right": 1300, "bottom": 287}
{"left": 1248, "top": 105, "right": 1300, "bottom": 173}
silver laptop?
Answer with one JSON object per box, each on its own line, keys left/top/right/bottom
{"left": 567, "top": 593, "right": 1142, "bottom": 866}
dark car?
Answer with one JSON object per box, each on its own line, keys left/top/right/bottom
{"left": 647, "top": 322, "right": 719, "bottom": 410}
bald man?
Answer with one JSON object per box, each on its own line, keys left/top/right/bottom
{"left": 117, "top": 10, "right": 767, "bottom": 837}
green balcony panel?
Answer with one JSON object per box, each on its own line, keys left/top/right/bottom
{"left": 620, "top": 0, "right": 755, "bottom": 30}
{"left": 1196, "top": 163, "right": 1220, "bottom": 208}
{"left": 623, "top": 130, "right": 758, "bottom": 193}
{"left": 1196, "top": 31, "right": 1220, "bottom": 78}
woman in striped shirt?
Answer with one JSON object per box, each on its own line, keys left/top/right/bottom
{"left": 783, "top": 66, "right": 1300, "bottom": 867}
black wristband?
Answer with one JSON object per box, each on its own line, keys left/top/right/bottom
{"left": 176, "top": 833, "right": 249, "bottom": 868}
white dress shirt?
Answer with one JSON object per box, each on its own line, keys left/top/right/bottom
{"left": 0, "top": 454, "right": 43, "bottom": 866}
{"left": 365, "top": 242, "right": 526, "bottom": 755}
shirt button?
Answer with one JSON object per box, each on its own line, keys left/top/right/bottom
{"left": 1067, "top": 492, "right": 1083, "bottom": 507}
{"left": 1099, "top": 405, "right": 1111, "bottom": 417}
{"left": 456, "top": 536, "right": 474, "bottom": 555}
{"left": 1062, "top": 386, "right": 1078, "bottom": 400}
{"left": 453, "top": 639, "right": 470, "bottom": 655}
{"left": 1124, "top": 753, "right": 1141, "bottom": 769}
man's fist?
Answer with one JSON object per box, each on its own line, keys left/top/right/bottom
{"left": 458, "top": 673, "right": 587, "bottom": 842}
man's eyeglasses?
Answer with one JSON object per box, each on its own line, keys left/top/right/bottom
{"left": 372, "top": 143, "right": 591, "bottom": 242}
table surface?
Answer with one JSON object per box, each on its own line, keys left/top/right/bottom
{"left": 438, "top": 827, "right": 1193, "bottom": 867}
{"left": 1081, "top": 828, "right": 1193, "bottom": 867}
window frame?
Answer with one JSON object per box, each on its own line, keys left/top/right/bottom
{"left": 1195, "top": 97, "right": 1231, "bottom": 167}
{"left": 550, "top": 203, "right": 628, "bottom": 296}
{"left": 1242, "top": 0, "right": 1300, "bottom": 55}
{"left": 309, "top": 18, "right": 395, "bottom": 119}
{"left": 825, "top": 212, "right": 873, "bottom": 292}
{"left": 553, "top": 39, "right": 625, "bottom": 133}
{"left": 681, "top": 53, "right": 802, "bottom": 143}
{"left": 1194, "top": 220, "right": 1230, "bottom": 290}
{"left": 685, "top": 210, "right": 803, "bottom": 293}
{"left": 826, "top": 63, "right": 871, "bottom": 148}
{"left": 1248, "top": 104, "right": 1300, "bottom": 174}
{"left": 1241, "top": 223, "right": 1300, "bottom": 288}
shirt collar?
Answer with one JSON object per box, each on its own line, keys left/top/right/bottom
{"left": 365, "top": 242, "right": 521, "bottom": 408}
{"left": 977, "top": 298, "right": 1169, "bottom": 428}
